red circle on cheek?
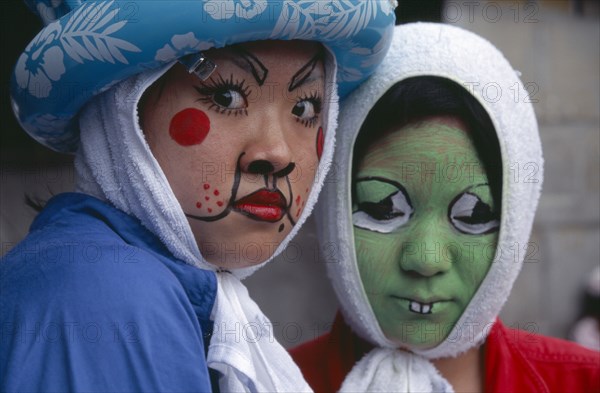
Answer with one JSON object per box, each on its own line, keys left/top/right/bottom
{"left": 169, "top": 108, "right": 211, "bottom": 146}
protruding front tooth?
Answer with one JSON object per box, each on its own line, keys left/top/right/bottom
{"left": 422, "top": 304, "right": 431, "bottom": 314}
{"left": 409, "top": 301, "right": 421, "bottom": 313}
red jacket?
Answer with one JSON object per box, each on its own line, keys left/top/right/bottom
{"left": 291, "top": 313, "right": 600, "bottom": 393}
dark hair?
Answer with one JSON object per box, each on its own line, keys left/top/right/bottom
{"left": 353, "top": 76, "right": 502, "bottom": 209}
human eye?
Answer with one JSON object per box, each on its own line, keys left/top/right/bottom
{"left": 194, "top": 74, "right": 250, "bottom": 116}
{"left": 449, "top": 192, "right": 499, "bottom": 235}
{"left": 292, "top": 92, "right": 322, "bottom": 128}
{"left": 353, "top": 179, "right": 413, "bottom": 234}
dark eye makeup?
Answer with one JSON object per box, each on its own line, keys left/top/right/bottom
{"left": 292, "top": 92, "right": 322, "bottom": 128}
{"left": 448, "top": 192, "right": 499, "bottom": 235}
{"left": 353, "top": 178, "right": 499, "bottom": 235}
{"left": 352, "top": 178, "right": 414, "bottom": 233}
{"left": 195, "top": 74, "right": 250, "bottom": 116}
{"left": 195, "top": 73, "right": 322, "bottom": 126}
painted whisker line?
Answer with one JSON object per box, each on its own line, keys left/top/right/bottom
{"left": 229, "top": 152, "right": 245, "bottom": 203}
{"left": 285, "top": 176, "right": 297, "bottom": 226}
{"left": 185, "top": 210, "right": 230, "bottom": 222}
{"left": 273, "top": 162, "right": 295, "bottom": 178}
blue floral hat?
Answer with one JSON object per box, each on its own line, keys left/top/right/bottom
{"left": 11, "top": 0, "right": 396, "bottom": 153}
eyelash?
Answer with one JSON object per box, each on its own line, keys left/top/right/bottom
{"left": 194, "top": 74, "right": 251, "bottom": 116}
{"left": 295, "top": 92, "right": 322, "bottom": 128}
{"left": 194, "top": 76, "right": 322, "bottom": 126}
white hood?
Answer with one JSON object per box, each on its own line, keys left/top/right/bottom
{"left": 318, "top": 22, "right": 543, "bottom": 362}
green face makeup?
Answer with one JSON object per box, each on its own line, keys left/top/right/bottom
{"left": 352, "top": 119, "right": 500, "bottom": 349}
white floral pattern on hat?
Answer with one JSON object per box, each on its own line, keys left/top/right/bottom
{"left": 11, "top": 0, "right": 397, "bottom": 153}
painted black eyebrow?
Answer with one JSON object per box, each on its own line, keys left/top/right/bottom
{"left": 462, "top": 183, "right": 491, "bottom": 194}
{"left": 355, "top": 176, "right": 414, "bottom": 208}
{"left": 229, "top": 47, "right": 269, "bottom": 86}
{"left": 288, "top": 50, "right": 324, "bottom": 92}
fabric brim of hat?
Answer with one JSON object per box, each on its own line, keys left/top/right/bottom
{"left": 11, "top": 0, "right": 396, "bottom": 153}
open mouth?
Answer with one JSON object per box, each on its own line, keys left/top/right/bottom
{"left": 393, "top": 296, "right": 450, "bottom": 315}
{"left": 409, "top": 300, "right": 434, "bottom": 315}
{"left": 233, "top": 188, "right": 287, "bottom": 222}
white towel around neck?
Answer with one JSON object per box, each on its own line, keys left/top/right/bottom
{"left": 340, "top": 349, "right": 453, "bottom": 393}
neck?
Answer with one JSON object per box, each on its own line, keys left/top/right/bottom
{"left": 431, "top": 345, "right": 484, "bottom": 393}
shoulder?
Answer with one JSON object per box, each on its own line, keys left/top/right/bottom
{"left": 2, "top": 193, "right": 190, "bottom": 308}
{"left": 290, "top": 333, "right": 337, "bottom": 392}
{"left": 495, "top": 321, "right": 600, "bottom": 392}
{"left": 500, "top": 322, "right": 600, "bottom": 365}
{"left": 1, "top": 195, "right": 212, "bottom": 391}
{"left": 2, "top": 218, "right": 186, "bottom": 315}
{"left": 1, "top": 210, "right": 200, "bottom": 340}
{"left": 291, "top": 332, "right": 333, "bottom": 368}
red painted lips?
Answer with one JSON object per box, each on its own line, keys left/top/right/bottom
{"left": 233, "top": 189, "right": 287, "bottom": 222}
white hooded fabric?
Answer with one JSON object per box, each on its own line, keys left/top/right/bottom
{"left": 74, "top": 50, "right": 338, "bottom": 392}
{"left": 317, "top": 23, "right": 544, "bottom": 391}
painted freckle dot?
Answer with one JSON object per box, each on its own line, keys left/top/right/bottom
{"left": 217, "top": 201, "right": 224, "bottom": 207}
{"left": 208, "top": 208, "right": 213, "bottom": 213}
{"left": 196, "top": 202, "right": 202, "bottom": 209}
{"left": 203, "top": 184, "right": 210, "bottom": 190}
{"left": 205, "top": 196, "right": 210, "bottom": 201}
{"left": 296, "top": 196, "right": 301, "bottom": 206}
{"left": 214, "top": 189, "right": 220, "bottom": 196}
{"left": 169, "top": 108, "right": 211, "bottom": 146}
{"left": 296, "top": 208, "right": 301, "bottom": 217}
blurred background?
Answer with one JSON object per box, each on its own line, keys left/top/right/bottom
{"left": 2, "top": 0, "right": 599, "bottom": 349}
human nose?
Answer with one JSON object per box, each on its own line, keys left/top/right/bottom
{"left": 240, "top": 114, "right": 295, "bottom": 177}
{"left": 398, "top": 220, "right": 455, "bottom": 277}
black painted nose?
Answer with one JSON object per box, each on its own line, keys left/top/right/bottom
{"left": 248, "top": 160, "right": 274, "bottom": 174}
{"left": 247, "top": 160, "right": 295, "bottom": 177}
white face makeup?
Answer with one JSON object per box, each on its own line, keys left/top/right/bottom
{"left": 140, "top": 40, "right": 325, "bottom": 269}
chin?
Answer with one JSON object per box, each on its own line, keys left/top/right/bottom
{"left": 198, "top": 236, "right": 281, "bottom": 269}
{"left": 191, "top": 214, "right": 291, "bottom": 264}
{"left": 384, "top": 325, "right": 445, "bottom": 351}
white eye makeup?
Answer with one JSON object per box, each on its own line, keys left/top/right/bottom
{"left": 449, "top": 185, "right": 499, "bottom": 235}
{"left": 353, "top": 178, "right": 414, "bottom": 234}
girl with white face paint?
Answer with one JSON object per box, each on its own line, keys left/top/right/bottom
{"left": 1, "top": 1, "right": 396, "bottom": 391}
{"left": 291, "top": 23, "right": 600, "bottom": 393}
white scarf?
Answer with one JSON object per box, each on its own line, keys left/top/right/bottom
{"left": 340, "top": 349, "right": 453, "bottom": 393}
{"left": 75, "top": 53, "right": 338, "bottom": 392}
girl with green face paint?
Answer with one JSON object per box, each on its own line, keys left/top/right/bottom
{"left": 353, "top": 116, "right": 500, "bottom": 350}
{"left": 291, "top": 23, "right": 599, "bottom": 393}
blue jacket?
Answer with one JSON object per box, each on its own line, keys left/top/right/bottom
{"left": 1, "top": 193, "right": 217, "bottom": 392}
